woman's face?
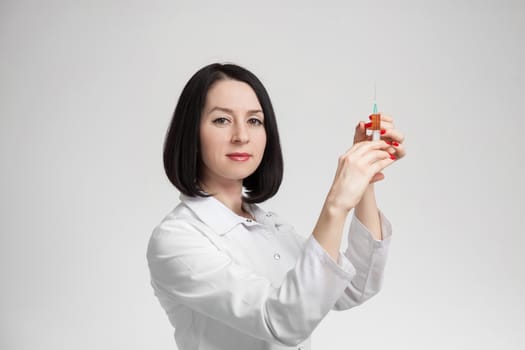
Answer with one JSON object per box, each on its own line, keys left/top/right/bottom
{"left": 198, "top": 79, "right": 267, "bottom": 188}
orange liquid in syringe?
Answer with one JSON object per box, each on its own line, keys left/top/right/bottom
{"left": 370, "top": 114, "right": 381, "bottom": 131}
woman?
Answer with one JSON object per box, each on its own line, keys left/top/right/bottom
{"left": 147, "top": 63, "right": 406, "bottom": 350}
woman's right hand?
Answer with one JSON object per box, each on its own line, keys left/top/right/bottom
{"left": 325, "top": 140, "right": 395, "bottom": 214}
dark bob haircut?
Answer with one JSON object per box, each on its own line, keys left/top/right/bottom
{"left": 163, "top": 63, "right": 284, "bottom": 204}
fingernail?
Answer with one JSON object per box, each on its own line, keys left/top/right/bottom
{"left": 369, "top": 115, "right": 372, "bottom": 120}
{"left": 386, "top": 141, "right": 392, "bottom": 145}
{"left": 365, "top": 122, "right": 372, "bottom": 128}
{"left": 390, "top": 154, "right": 396, "bottom": 160}
{"left": 380, "top": 129, "right": 386, "bottom": 135}
{"left": 392, "top": 141, "right": 399, "bottom": 146}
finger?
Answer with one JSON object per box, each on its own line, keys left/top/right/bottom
{"left": 381, "top": 128, "right": 406, "bottom": 143}
{"left": 365, "top": 121, "right": 395, "bottom": 131}
{"left": 370, "top": 172, "right": 385, "bottom": 184}
{"left": 383, "top": 139, "right": 406, "bottom": 159}
{"left": 369, "top": 113, "right": 394, "bottom": 123}
{"left": 356, "top": 121, "right": 368, "bottom": 135}
{"left": 379, "top": 113, "right": 394, "bottom": 123}
{"left": 353, "top": 121, "right": 369, "bottom": 141}
{"left": 378, "top": 121, "right": 395, "bottom": 130}
{"left": 361, "top": 149, "right": 394, "bottom": 165}
{"left": 389, "top": 142, "right": 406, "bottom": 159}
{"left": 352, "top": 139, "right": 391, "bottom": 156}
{"left": 345, "top": 141, "right": 376, "bottom": 157}
{"left": 370, "top": 155, "right": 396, "bottom": 174}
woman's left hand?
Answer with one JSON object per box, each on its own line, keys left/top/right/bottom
{"left": 353, "top": 113, "right": 406, "bottom": 183}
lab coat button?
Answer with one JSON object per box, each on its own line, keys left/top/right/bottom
{"left": 273, "top": 253, "right": 280, "bottom": 260}
{"left": 298, "top": 346, "right": 304, "bottom": 350}
{"left": 266, "top": 213, "right": 272, "bottom": 217}
{"left": 246, "top": 219, "right": 252, "bottom": 223}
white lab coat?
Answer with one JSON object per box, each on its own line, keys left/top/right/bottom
{"left": 147, "top": 194, "right": 392, "bottom": 350}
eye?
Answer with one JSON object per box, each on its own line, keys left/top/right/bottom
{"left": 212, "top": 117, "right": 230, "bottom": 125}
{"left": 248, "top": 117, "right": 264, "bottom": 126}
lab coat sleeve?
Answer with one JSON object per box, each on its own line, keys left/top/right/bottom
{"left": 147, "top": 217, "right": 357, "bottom": 347}
{"left": 332, "top": 210, "right": 392, "bottom": 310}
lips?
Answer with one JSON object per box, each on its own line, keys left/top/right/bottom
{"left": 226, "top": 153, "right": 252, "bottom": 161}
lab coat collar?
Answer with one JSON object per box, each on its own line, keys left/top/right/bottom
{"left": 180, "top": 194, "right": 258, "bottom": 235}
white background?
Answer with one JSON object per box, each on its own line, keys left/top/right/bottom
{"left": 1, "top": 0, "right": 524, "bottom": 349}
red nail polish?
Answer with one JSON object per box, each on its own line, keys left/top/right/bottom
{"left": 369, "top": 115, "right": 373, "bottom": 120}
{"left": 365, "top": 122, "right": 372, "bottom": 128}
{"left": 390, "top": 154, "right": 396, "bottom": 160}
{"left": 380, "top": 129, "right": 386, "bottom": 135}
{"left": 386, "top": 141, "right": 392, "bottom": 145}
{"left": 392, "top": 141, "right": 399, "bottom": 146}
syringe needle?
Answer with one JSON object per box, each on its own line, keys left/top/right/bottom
{"left": 373, "top": 81, "right": 378, "bottom": 114}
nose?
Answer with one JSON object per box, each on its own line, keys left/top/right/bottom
{"left": 231, "top": 123, "right": 249, "bottom": 144}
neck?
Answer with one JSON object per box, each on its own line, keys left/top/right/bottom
{"left": 199, "top": 178, "right": 252, "bottom": 219}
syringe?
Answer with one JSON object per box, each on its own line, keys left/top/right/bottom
{"left": 366, "top": 83, "right": 381, "bottom": 141}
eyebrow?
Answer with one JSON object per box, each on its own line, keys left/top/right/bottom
{"left": 208, "top": 106, "right": 263, "bottom": 116}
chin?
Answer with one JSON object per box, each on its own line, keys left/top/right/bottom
{"left": 223, "top": 169, "right": 257, "bottom": 181}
